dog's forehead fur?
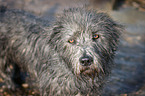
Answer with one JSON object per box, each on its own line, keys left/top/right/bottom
{"left": 57, "top": 8, "right": 115, "bottom": 39}
{"left": 60, "top": 8, "right": 97, "bottom": 34}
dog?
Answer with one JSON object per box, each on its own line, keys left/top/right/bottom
{"left": 0, "top": 6, "right": 122, "bottom": 95}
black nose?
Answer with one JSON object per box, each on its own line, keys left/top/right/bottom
{"left": 79, "top": 56, "right": 93, "bottom": 66}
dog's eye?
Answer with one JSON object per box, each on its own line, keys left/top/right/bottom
{"left": 93, "top": 34, "right": 99, "bottom": 39}
{"left": 68, "top": 39, "right": 75, "bottom": 43}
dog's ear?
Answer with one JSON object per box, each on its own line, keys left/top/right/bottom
{"left": 50, "top": 21, "right": 63, "bottom": 44}
{"left": 94, "top": 12, "right": 123, "bottom": 52}
{"left": 108, "top": 20, "right": 124, "bottom": 53}
{"left": 113, "top": 22, "right": 124, "bottom": 36}
{"left": 94, "top": 12, "right": 123, "bottom": 35}
{"left": 53, "top": 22, "right": 63, "bottom": 34}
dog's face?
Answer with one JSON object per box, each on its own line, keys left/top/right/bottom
{"left": 50, "top": 8, "right": 121, "bottom": 78}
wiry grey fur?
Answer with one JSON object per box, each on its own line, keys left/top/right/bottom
{"left": 0, "top": 7, "right": 122, "bottom": 96}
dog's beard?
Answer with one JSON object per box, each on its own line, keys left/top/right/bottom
{"left": 74, "top": 63, "right": 100, "bottom": 81}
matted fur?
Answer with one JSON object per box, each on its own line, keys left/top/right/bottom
{"left": 0, "top": 7, "right": 122, "bottom": 96}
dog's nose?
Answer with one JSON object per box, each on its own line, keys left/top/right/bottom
{"left": 79, "top": 56, "right": 93, "bottom": 66}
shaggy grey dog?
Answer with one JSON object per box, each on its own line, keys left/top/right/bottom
{"left": 0, "top": 6, "right": 122, "bottom": 96}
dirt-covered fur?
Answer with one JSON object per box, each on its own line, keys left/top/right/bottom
{"left": 0, "top": 7, "right": 122, "bottom": 96}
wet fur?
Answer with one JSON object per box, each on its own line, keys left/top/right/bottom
{"left": 0, "top": 7, "right": 122, "bottom": 96}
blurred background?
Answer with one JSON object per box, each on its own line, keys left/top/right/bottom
{"left": 0, "top": 0, "right": 145, "bottom": 96}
